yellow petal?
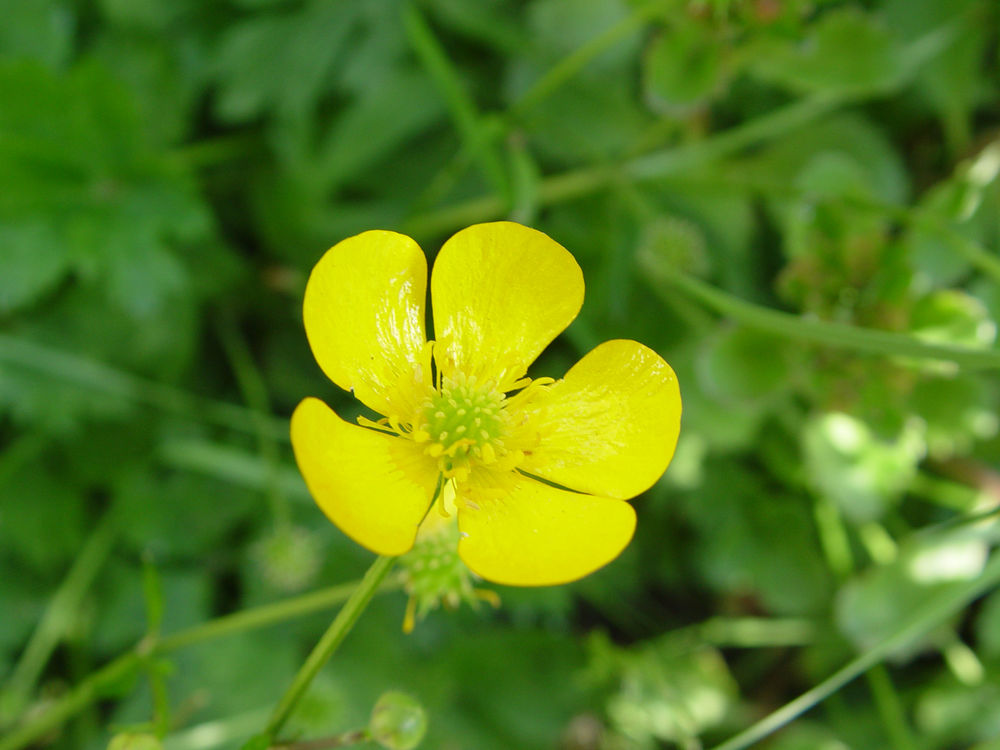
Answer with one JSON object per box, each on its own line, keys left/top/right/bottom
{"left": 431, "top": 222, "right": 583, "bottom": 388}
{"left": 516, "top": 339, "right": 681, "bottom": 499}
{"left": 303, "top": 230, "right": 428, "bottom": 417}
{"left": 291, "top": 398, "right": 439, "bottom": 556}
{"left": 456, "top": 472, "right": 636, "bottom": 586}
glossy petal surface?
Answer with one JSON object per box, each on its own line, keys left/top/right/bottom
{"left": 303, "top": 230, "right": 428, "bottom": 417}
{"left": 291, "top": 398, "right": 439, "bottom": 556}
{"left": 517, "top": 339, "right": 681, "bottom": 499}
{"left": 456, "top": 472, "right": 636, "bottom": 586}
{"left": 431, "top": 222, "right": 583, "bottom": 387}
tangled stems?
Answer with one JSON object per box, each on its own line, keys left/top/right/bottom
{"left": 262, "top": 556, "right": 397, "bottom": 742}
{"left": 0, "top": 574, "right": 402, "bottom": 750}
{"left": 708, "top": 550, "right": 1000, "bottom": 750}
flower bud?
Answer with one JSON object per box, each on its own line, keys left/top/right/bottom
{"left": 368, "top": 691, "right": 427, "bottom": 750}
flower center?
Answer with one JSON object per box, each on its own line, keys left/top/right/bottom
{"left": 414, "top": 374, "right": 508, "bottom": 480}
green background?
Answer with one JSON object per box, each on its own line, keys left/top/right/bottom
{"left": 2, "top": 1, "right": 1000, "bottom": 748}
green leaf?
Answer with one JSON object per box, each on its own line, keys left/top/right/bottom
{"left": 211, "top": 1, "right": 362, "bottom": 122}
{"left": 0, "top": 460, "right": 85, "bottom": 576}
{"left": 750, "top": 9, "right": 906, "bottom": 95}
{"left": 911, "top": 374, "right": 998, "bottom": 459}
{"left": 0, "top": 222, "right": 69, "bottom": 314}
{"left": 803, "top": 412, "right": 925, "bottom": 523}
{"left": 0, "top": 60, "right": 214, "bottom": 320}
{"left": 643, "top": 19, "right": 729, "bottom": 114}
{"left": 586, "top": 631, "right": 737, "bottom": 746}
{"left": 0, "top": 0, "right": 73, "bottom": 69}
{"left": 683, "top": 459, "right": 833, "bottom": 615}
{"left": 696, "top": 326, "right": 795, "bottom": 405}
{"left": 836, "top": 527, "right": 990, "bottom": 655}
{"left": 910, "top": 290, "right": 997, "bottom": 351}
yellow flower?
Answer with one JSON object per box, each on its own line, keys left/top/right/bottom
{"left": 291, "top": 222, "right": 681, "bottom": 586}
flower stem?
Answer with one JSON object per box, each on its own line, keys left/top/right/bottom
{"left": 0, "top": 577, "right": 401, "bottom": 750}
{"left": 263, "top": 556, "right": 397, "bottom": 741}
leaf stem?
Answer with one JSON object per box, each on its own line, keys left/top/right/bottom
{"left": 707, "top": 551, "right": 1000, "bottom": 750}
{"left": 865, "top": 664, "right": 918, "bottom": 750}
{"left": 403, "top": 3, "right": 510, "bottom": 202}
{"left": 0, "top": 334, "right": 288, "bottom": 440}
{"left": 641, "top": 265, "right": 1000, "bottom": 371}
{"left": 0, "top": 576, "right": 401, "bottom": 750}
{"left": 263, "top": 556, "right": 396, "bottom": 741}
{"left": 1, "top": 514, "right": 116, "bottom": 725}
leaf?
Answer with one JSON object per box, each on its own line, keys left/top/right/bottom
{"left": 836, "top": 527, "right": 989, "bottom": 655}
{"left": 0, "top": 221, "right": 69, "bottom": 314}
{"left": 741, "top": 113, "right": 909, "bottom": 204}
{"left": 750, "top": 8, "right": 906, "bottom": 95}
{"left": 211, "top": 1, "right": 362, "bottom": 122}
{"left": 643, "top": 19, "right": 730, "bottom": 115}
{"left": 696, "top": 325, "right": 795, "bottom": 405}
{"left": 683, "top": 459, "right": 833, "bottom": 615}
{"left": 0, "top": 60, "right": 214, "bottom": 318}
{"left": 586, "top": 632, "right": 737, "bottom": 746}
{"left": 0, "top": 0, "right": 73, "bottom": 69}
{"left": 0, "top": 459, "right": 85, "bottom": 576}
{"left": 803, "top": 412, "right": 925, "bottom": 523}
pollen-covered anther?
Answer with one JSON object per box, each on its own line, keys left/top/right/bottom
{"left": 417, "top": 373, "right": 514, "bottom": 478}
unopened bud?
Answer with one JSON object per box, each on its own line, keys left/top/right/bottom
{"left": 368, "top": 691, "right": 427, "bottom": 750}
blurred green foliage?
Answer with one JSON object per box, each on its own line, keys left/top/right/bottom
{"left": 2, "top": 0, "right": 1000, "bottom": 749}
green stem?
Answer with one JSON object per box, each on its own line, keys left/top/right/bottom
{"left": 0, "top": 653, "right": 143, "bottom": 750}
{"left": 272, "top": 729, "right": 369, "bottom": 750}
{"left": 216, "top": 314, "right": 291, "bottom": 527}
{"left": 865, "top": 665, "right": 918, "bottom": 750}
{"left": 692, "top": 617, "right": 817, "bottom": 649}
{"left": 155, "top": 578, "right": 398, "bottom": 653}
{"left": 403, "top": 3, "right": 509, "bottom": 201}
{"left": 642, "top": 265, "right": 1000, "bottom": 371}
{"left": 508, "top": 0, "right": 665, "bottom": 119}
{"left": 0, "top": 334, "right": 287, "bottom": 440}
{"left": 1, "top": 514, "right": 116, "bottom": 724}
{"left": 404, "top": 19, "right": 960, "bottom": 239}
{"left": 708, "top": 551, "right": 1000, "bottom": 750}
{"left": 0, "top": 577, "right": 401, "bottom": 750}
{"left": 263, "top": 556, "right": 396, "bottom": 741}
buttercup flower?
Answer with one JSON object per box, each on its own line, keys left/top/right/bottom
{"left": 291, "top": 222, "right": 681, "bottom": 586}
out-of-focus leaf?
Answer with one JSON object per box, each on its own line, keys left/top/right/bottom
{"left": 0, "top": 460, "right": 85, "bottom": 576}
{"left": 211, "top": 1, "right": 361, "bottom": 122}
{"left": 975, "top": 588, "right": 1000, "bottom": 658}
{"left": 911, "top": 374, "right": 999, "bottom": 459}
{"left": 0, "top": 61, "right": 215, "bottom": 317}
{"left": 883, "top": 0, "right": 986, "bottom": 152}
{"left": 697, "top": 326, "right": 795, "bottom": 405}
{"left": 741, "top": 113, "right": 909, "bottom": 205}
{"left": 643, "top": 18, "right": 729, "bottom": 115}
{"left": 0, "top": 284, "right": 197, "bottom": 431}
{"left": 750, "top": 9, "right": 906, "bottom": 95}
{"left": 315, "top": 70, "right": 444, "bottom": 192}
{"left": 910, "top": 290, "right": 997, "bottom": 350}
{"left": 90, "top": 34, "right": 203, "bottom": 146}
{"left": 0, "top": 0, "right": 73, "bottom": 69}
{"left": 524, "top": 0, "right": 636, "bottom": 71}
{"left": 0, "top": 222, "right": 68, "bottom": 313}
{"left": 112, "top": 464, "right": 257, "bottom": 559}
{"left": 683, "top": 460, "right": 833, "bottom": 615}
{"left": 586, "top": 631, "right": 737, "bottom": 748}
{"left": 804, "top": 412, "right": 925, "bottom": 523}
{"left": 915, "top": 676, "right": 1000, "bottom": 746}
{"left": 836, "top": 527, "right": 989, "bottom": 655}
{"left": 93, "top": 564, "right": 211, "bottom": 653}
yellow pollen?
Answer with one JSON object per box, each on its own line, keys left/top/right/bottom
{"left": 417, "top": 373, "right": 510, "bottom": 479}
